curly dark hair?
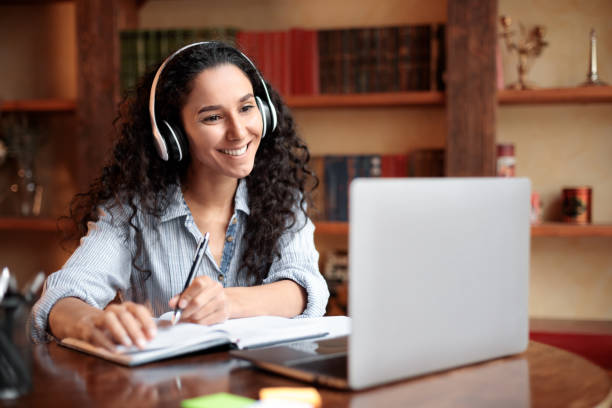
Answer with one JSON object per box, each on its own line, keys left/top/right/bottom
{"left": 63, "top": 41, "right": 317, "bottom": 284}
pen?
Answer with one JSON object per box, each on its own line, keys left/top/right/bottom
{"left": 171, "top": 232, "right": 210, "bottom": 325}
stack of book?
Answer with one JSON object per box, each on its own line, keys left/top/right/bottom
{"left": 235, "top": 28, "right": 319, "bottom": 97}
{"left": 318, "top": 24, "right": 445, "bottom": 94}
{"left": 309, "top": 150, "right": 444, "bottom": 222}
{"left": 119, "top": 23, "right": 445, "bottom": 96}
{"left": 119, "top": 27, "right": 238, "bottom": 93}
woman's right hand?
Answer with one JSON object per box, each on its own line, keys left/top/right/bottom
{"left": 66, "top": 301, "right": 156, "bottom": 351}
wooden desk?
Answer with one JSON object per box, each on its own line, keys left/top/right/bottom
{"left": 4, "top": 341, "right": 611, "bottom": 407}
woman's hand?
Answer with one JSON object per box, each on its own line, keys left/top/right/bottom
{"left": 71, "top": 301, "right": 156, "bottom": 351}
{"left": 168, "top": 276, "right": 231, "bottom": 325}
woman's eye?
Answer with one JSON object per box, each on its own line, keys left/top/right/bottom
{"left": 203, "top": 114, "right": 222, "bottom": 123}
{"left": 240, "top": 104, "right": 255, "bottom": 113}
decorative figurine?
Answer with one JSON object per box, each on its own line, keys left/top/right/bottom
{"left": 499, "top": 15, "right": 548, "bottom": 90}
{"left": 581, "top": 29, "right": 607, "bottom": 86}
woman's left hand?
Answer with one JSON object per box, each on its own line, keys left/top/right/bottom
{"left": 168, "top": 276, "right": 231, "bottom": 325}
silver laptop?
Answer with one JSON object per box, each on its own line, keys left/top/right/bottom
{"left": 231, "top": 178, "right": 531, "bottom": 390}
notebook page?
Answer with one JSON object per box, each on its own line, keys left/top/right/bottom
{"left": 217, "top": 316, "right": 329, "bottom": 349}
{"left": 117, "top": 321, "right": 227, "bottom": 354}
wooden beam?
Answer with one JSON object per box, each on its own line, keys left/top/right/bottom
{"left": 446, "top": 0, "right": 498, "bottom": 176}
{"left": 75, "top": 0, "right": 120, "bottom": 191}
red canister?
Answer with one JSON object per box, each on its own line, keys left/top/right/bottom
{"left": 561, "top": 187, "right": 592, "bottom": 224}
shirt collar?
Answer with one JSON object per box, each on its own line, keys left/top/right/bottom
{"left": 234, "top": 178, "right": 250, "bottom": 215}
{"left": 160, "top": 178, "right": 250, "bottom": 223}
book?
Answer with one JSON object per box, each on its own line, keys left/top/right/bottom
{"left": 59, "top": 314, "right": 332, "bottom": 366}
{"left": 324, "top": 156, "right": 349, "bottom": 221}
{"left": 289, "top": 28, "right": 320, "bottom": 95}
{"left": 381, "top": 154, "right": 409, "bottom": 177}
{"left": 409, "top": 148, "right": 445, "bottom": 177}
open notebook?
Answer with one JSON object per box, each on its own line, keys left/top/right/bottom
{"left": 59, "top": 313, "right": 349, "bottom": 366}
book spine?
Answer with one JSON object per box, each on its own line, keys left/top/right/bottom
{"left": 119, "top": 30, "right": 137, "bottom": 94}
{"left": 397, "top": 26, "right": 410, "bottom": 91}
{"left": 371, "top": 27, "right": 383, "bottom": 93}
{"left": 386, "top": 27, "right": 400, "bottom": 92}
{"left": 409, "top": 149, "right": 445, "bottom": 177}
{"left": 381, "top": 154, "right": 409, "bottom": 177}
{"left": 318, "top": 30, "right": 329, "bottom": 94}
{"left": 415, "top": 25, "right": 432, "bottom": 90}
{"left": 307, "top": 29, "right": 320, "bottom": 95}
{"left": 135, "top": 30, "right": 147, "bottom": 79}
{"left": 355, "top": 28, "right": 371, "bottom": 93}
{"left": 145, "top": 30, "right": 161, "bottom": 72}
{"left": 340, "top": 29, "right": 355, "bottom": 94}
{"left": 279, "top": 30, "right": 291, "bottom": 96}
{"left": 324, "top": 156, "right": 348, "bottom": 221}
{"left": 330, "top": 30, "right": 343, "bottom": 94}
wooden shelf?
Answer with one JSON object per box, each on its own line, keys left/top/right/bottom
{"left": 498, "top": 86, "right": 612, "bottom": 105}
{"left": 285, "top": 87, "right": 612, "bottom": 108}
{"left": 286, "top": 91, "right": 444, "bottom": 108}
{"left": 314, "top": 221, "right": 349, "bottom": 235}
{"left": 531, "top": 223, "right": 612, "bottom": 237}
{"left": 0, "top": 217, "right": 58, "bottom": 232}
{"left": 315, "top": 222, "right": 612, "bottom": 238}
{"left": 0, "top": 0, "right": 72, "bottom": 4}
{"left": 0, "top": 99, "right": 76, "bottom": 113}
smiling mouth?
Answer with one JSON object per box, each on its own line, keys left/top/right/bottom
{"left": 219, "top": 143, "right": 249, "bottom": 156}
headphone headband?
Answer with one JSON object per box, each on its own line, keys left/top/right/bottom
{"left": 149, "top": 41, "right": 277, "bottom": 161}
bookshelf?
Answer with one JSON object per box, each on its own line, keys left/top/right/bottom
{"left": 314, "top": 222, "right": 612, "bottom": 238}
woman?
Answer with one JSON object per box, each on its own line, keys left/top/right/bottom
{"left": 30, "top": 41, "right": 329, "bottom": 350}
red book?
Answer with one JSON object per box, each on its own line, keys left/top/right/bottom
{"left": 290, "top": 28, "right": 320, "bottom": 95}
{"left": 275, "top": 30, "right": 291, "bottom": 96}
{"left": 236, "top": 31, "right": 259, "bottom": 68}
{"left": 381, "top": 154, "right": 409, "bottom": 177}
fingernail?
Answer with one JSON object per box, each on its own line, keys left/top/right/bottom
{"left": 148, "top": 327, "right": 157, "bottom": 338}
{"left": 137, "top": 338, "right": 146, "bottom": 349}
{"left": 179, "top": 299, "right": 187, "bottom": 309}
{"left": 123, "top": 336, "right": 133, "bottom": 347}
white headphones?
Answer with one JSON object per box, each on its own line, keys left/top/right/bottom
{"left": 149, "top": 41, "right": 278, "bottom": 162}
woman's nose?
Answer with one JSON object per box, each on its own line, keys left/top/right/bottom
{"left": 226, "top": 114, "right": 248, "bottom": 141}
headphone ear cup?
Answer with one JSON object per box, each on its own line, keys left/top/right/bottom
{"left": 160, "top": 120, "right": 188, "bottom": 162}
{"left": 255, "top": 96, "right": 272, "bottom": 138}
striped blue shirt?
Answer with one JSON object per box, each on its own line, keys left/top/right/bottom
{"left": 30, "top": 179, "right": 329, "bottom": 343}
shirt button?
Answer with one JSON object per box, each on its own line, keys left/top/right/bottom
{"left": 232, "top": 218, "right": 237, "bottom": 225}
{"left": 226, "top": 235, "right": 234, "bottom": 243}
{"left": 218, "top": 274, "right": 224, "bottom": 282}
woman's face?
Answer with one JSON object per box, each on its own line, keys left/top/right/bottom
{"left": 181, "top": 63, "right": 263, "bottom": 180}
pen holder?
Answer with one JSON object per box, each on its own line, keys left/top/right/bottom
{"left": 0, "top": 294, "right": 32, "bottom": 399}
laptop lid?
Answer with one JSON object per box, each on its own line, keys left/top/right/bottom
{"left": 231, "top": 178, "right": 530, "bottom": 390}
{"left": 348, "top": 177, "right": 530, "bottom": 389}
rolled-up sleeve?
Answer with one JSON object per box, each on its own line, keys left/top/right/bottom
{"left": 263, "top": 214, "right": 329, "bottom": 318}
{"left": 29, "top": 208, "right": 133, "bottom": 343}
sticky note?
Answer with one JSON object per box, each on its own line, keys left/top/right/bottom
{"left": 259, "top": 387, "right": 321, "bottom": 408}
{"left": 181, "top": 392, "right": 255, "bottom": 408}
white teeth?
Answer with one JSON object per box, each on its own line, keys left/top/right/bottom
{"left": 220, "top": 145, "right": 248, "bottom": 156}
